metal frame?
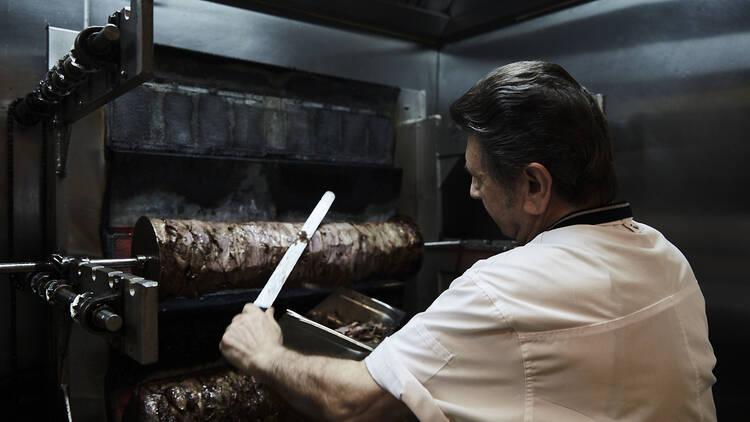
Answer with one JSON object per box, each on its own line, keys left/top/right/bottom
{"left": 4, "top": 254, "right": 160, "bottom": 364}
{"left": 48, "top": 0, "right": 153, "bottom": 126}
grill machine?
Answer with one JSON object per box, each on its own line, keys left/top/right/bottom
{"left": 1, "top": 0, "right": 514, "bottom": 419}
{"left": 1, "top": 0, "right": 443, "bottom": 419}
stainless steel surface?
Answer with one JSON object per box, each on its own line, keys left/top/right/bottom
{"left": 19, "top": 258, "right": 158, "bottom": 378}
{"left": 0, "top": 261, "right": 44, "bottom": 273}
{"left": 396, "top": 88, "right": 427, "bottom": 124}
{"left": 91, "top": 306, "right": 122, "bottom": 332}
{"left": 88, "top": 24, "right": 120, "bottom": 52}
{"left": 121, "top": 273, "right": 158, "bottom": 364}
{"left": 38, "top": 279, "right": 124, "bottom": 334}
{"left": 310, "top": 287, "right": 406, "bottom": 334}
{"left": 202, "top": 0, "right": 594, "bottom": 45}
{"left": 438, "top": 0, "right": 750, "bottom": 416}
{"left": 280, "top": 287, "right": 406, "bottom": 359}
{"left": 25, "top": 262, "right": 129, "bottom": 335}
{"left": 0, "top": 256, "right": 149, "bottom": 274}
{"left": 286, "top": 309, "right": 373, "bottom": 352}
{"left": 86, "top": 265, "right": 118, "bottom": 295}
{"left": 279, "top": 310, "right": 371, "bottom": 361}
{"left": 62, "top": 108, "right": 107, "bottom": 256}
{"left": 62, "top": 383, "right": 73, "bottom": 422}
{"left": 90, "top": 0, "right": 440, "bottom": 114}
{"left": 87, "top": 256, "right": 152, "bottom": 268}
{"left": 41, "top": 4, "right": 148, "bottom": 273}
{"left": 424, "top": 240, "right": 462, "bottom": 247}
{"left": 395, "top": 115, "right": 441, "bottom": 241}
{"left": 50, "top": 0, "right": 152, "bottom": 125}
{"left": 47, "top": 28, "right": 78, "bottom": 70}
{"left": 14, "top": 0, "right": 151, "bottom": 128}
{"left": 254, "top": 191, "right": 336, "bottom": 309}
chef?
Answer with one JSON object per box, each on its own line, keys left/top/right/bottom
{"left": 220, "top": 61, "right": 717, "bottom": 421}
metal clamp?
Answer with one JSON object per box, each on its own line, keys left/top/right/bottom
{"left": 73, "top": 24, "right": 121, "bottom": 69}
{"left": 45, "top": 279, "right": 70, "bottom": 304}
{"left": 69, "top": 291, "right": 94, "bottom": 321}
{"left": 28, "top": 272, "right": 53, "bottom": 296}
{"left": 3, "top": 251, "right": 158, "bottom": 363}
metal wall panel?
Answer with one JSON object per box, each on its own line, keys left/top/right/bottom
{"left": 0, "top": 1, "right": 84, "bottom": 417}
{"left": 90, "top": 0, "right": 439, "bottom": 113}
{"left": 439, "top": 0, "right": 750, "bottom": 417}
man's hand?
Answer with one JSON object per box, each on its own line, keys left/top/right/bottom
{"left": 220, "top": 303, "right": 410, "bottom": 421}
{"left": 220, "top": 304, "right": 282, "bottom": 377}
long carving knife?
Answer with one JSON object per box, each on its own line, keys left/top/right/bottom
{"left": 253, "top": 191, "right": 335, "bottom": 309}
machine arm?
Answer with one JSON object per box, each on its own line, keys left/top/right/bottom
{"left": 1, "top": 253, "right": 159, "bottom": 364}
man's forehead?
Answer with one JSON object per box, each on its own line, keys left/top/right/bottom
{"left": 464, "top": 138, "right": 483, "bottom": 173}
{"left": 465, "top": 136, "right": 481, "bottom": 155}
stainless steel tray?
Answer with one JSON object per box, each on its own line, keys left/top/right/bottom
{"left": 280, "top": 287, "right": 405, "bottom": 360}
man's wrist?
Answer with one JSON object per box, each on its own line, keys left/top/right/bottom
{"left": 250, "top": 343, "right": 288, "bottom": 381}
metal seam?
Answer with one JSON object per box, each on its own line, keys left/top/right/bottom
{"left": 6, "top": 98, "right": 19, "bottom": 410}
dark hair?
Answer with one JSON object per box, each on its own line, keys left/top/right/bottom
{"left": 450, "top": 61, "right": 618, "bottom": 205}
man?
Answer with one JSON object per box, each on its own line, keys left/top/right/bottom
{"left": 220, "top": 61, "right": 717, "bottom": 421}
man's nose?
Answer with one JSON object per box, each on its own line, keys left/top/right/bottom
{"left": 469, "top": 181, "right": 480, "bottom": 199}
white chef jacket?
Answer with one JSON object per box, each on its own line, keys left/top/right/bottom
{"left": 365, "top": 212, "right": 717, "bottom": 421}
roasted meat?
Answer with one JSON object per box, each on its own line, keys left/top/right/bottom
{"left": 307, "top": 309, "right": 390, "bottom": 344}
{"left": 127, "top": 367, "right": 306, "bottom": 421}
{"left": 132, "top": 217, "right": 423, "bottom": 299}
{"left": 333, "top": 321, "right": 389, "bottom": 344}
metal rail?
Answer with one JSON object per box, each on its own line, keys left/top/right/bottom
{"left": 0, "top": 255, "right": 155, "bottom": 274}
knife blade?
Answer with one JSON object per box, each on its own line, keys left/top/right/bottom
{"left": 253, "top": 191, "right": 335, "bottom": 309}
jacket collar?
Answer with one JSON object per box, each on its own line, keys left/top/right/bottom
{"left": 546, "top": 202, "right": 633, "bottom": 231}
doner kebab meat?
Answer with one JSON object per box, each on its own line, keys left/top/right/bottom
{"left": 132, "top": 217, "right": 423, "bottom": 299}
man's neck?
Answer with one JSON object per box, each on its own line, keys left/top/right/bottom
{"left": 521, "top": 197, "right": 601, "bottom": 244}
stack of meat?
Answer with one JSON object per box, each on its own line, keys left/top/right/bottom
{"left": 133, "top": 217, "right": 423, "bottom": 299}
{"left": 307, "top": 309, "right": 390, "bottom": 345}
{"left": 127, "top": 367, "right": 307, "bottom": 421}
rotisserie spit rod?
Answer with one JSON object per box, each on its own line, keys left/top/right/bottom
{"left": 0, "top": 255, "right": 154, "bottom": 275}
{"left": 132, "top": 217, "right": 423, "bottom": 300}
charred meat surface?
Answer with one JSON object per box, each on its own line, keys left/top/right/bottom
{"left": 334, "top": 321, "right": 389, "bottom": 344}
{"left": 307, "top": 310, "right": 390, "bottom": 344}
{"left": 127, "top": 367, "right": 307, "bottom": 421}
{"left": 133, "top": 217, "right": 423, "bottom": 299}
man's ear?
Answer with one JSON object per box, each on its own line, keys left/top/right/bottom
{"left": 521, "top": 163, "right": 552, "bottom": 215}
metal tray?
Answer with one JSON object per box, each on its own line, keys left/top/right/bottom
{"left": 280, "top": 287, "right": 405, "bottom": 360}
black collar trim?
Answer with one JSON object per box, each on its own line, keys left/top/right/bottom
{"left": 546, "top": 202, "right": 633, "bottom": 231}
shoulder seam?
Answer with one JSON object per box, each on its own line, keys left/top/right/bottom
{"left": 467, "top": 273, "right": 516, "bottom": 330}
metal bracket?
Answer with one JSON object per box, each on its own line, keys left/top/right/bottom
{"left": 120, "top": 274, "right": 159, "bottom": 364}
{"left": 4, "top": 254, "right": 159, "bottom": 364}
{"left": 46, "top": 0, "right": 153, "bottom": 125}
{"left": 71, "top": 265, "right": 159, "bottom": 363}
